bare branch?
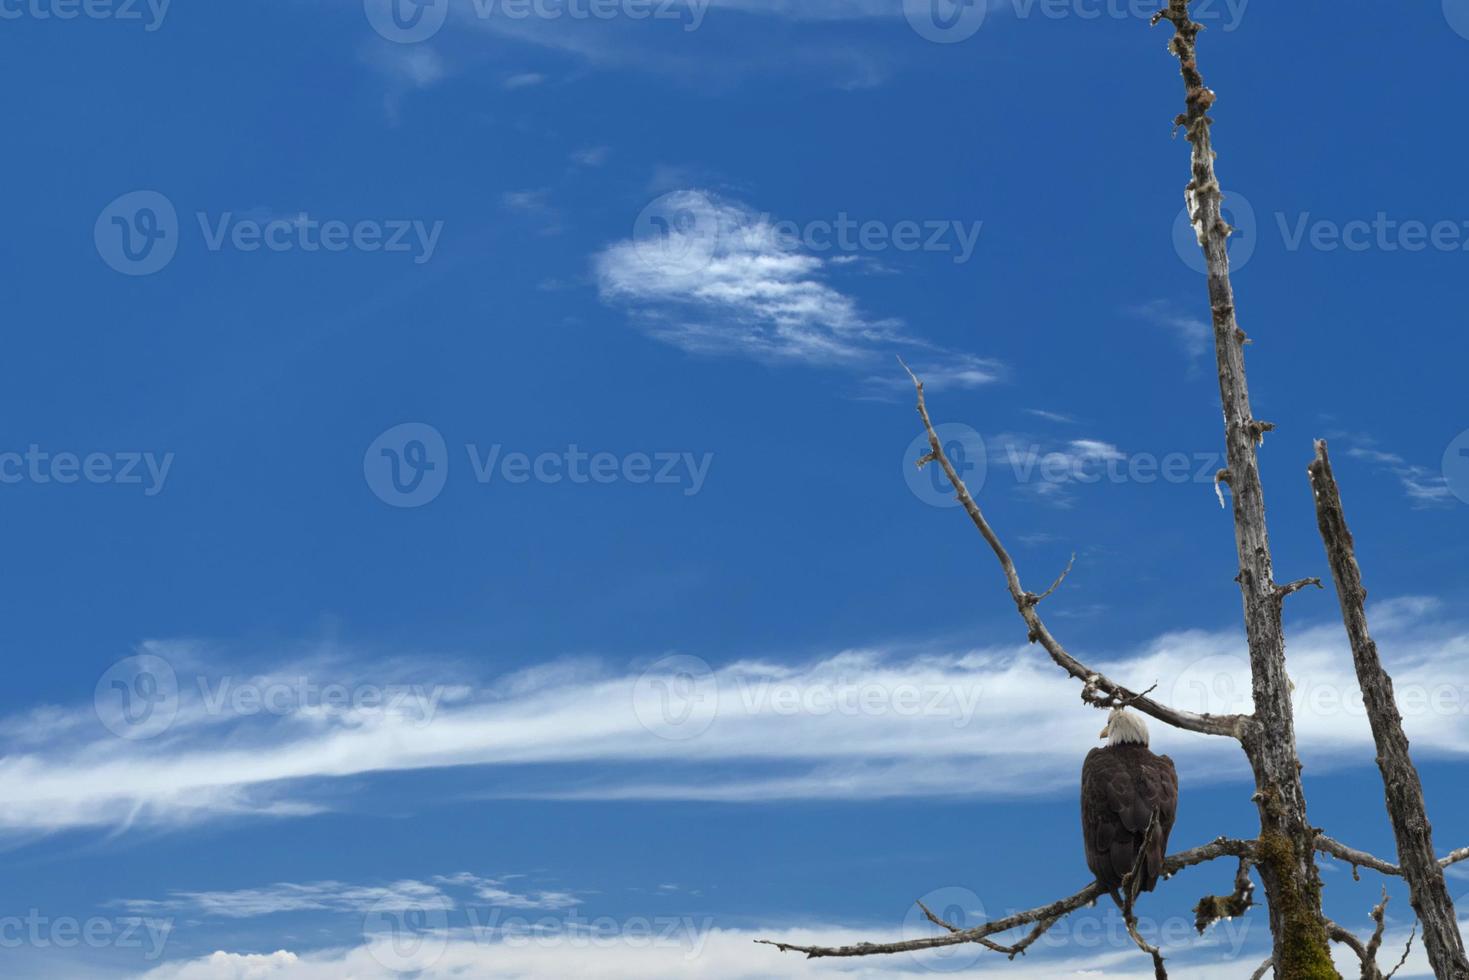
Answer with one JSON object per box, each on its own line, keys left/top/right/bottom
{"left": 1250, "top": 957, "right": 1274, "bottom": 980}
{"left": 1325, "top": 917, "right": 1381, "bottom": 980}
{"left": 1385, "top": 928, "right": 1416, "bottom": 980}
{"left": 1322, "top": 889, "right": 1416, "bottom": 980}
{"left": 1275, "top": 577, "right": 1324, "bottom": 600}
{"left": 1120, "top": 812, "right": 1169, "bottom": 978}
{"left": 1150, "top": 4, "right": 1336, "bottom": 967}
{"left": 757, "top": 837, "right": 1254, "bottom": 960}
{"left": 1033, "top": 553, "right": 1077, "bottom": 604}
{"left": 1365, "top": 889, "right": 1390, "bottom": 966}
{"left": 1316, "top": 836, "right": 1402, "bottom": 878}
{"left": 1309, "top": 441, "right": 1469, "bottom": 978}
{"left": 1316, "top": 834, "right": 1469, "bottom": 877}
{"left": 899, "top": 360, "right": 1243, "bottom": 739}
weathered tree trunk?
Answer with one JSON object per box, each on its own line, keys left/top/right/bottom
{"left": 1156, "top": 3, "right": 1338, "bottom": 975}
{"left": 1308, "top": 441, "right": 1469, "bottom": 980}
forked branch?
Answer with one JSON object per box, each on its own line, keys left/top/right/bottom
{"left": 757, "top": 837, "right": 1254, "bottom": 960}
{"left": 899, "top": 361, "right": 1244, "bottom": 739}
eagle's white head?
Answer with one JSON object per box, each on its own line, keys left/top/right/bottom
{"left": 1099, "top": 707, "right": 1149, "bottom": 746}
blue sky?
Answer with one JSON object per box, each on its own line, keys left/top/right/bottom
{"left": 4, "top": 0, "right": 1469, "bottom": 976}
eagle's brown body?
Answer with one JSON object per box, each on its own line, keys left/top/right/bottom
{"left": 1080, "top": 741, "right": 1178, "bottom": 895}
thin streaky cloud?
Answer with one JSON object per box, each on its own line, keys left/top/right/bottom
{"left": 4, "top": 597, "right": 1468, "bottom": 835}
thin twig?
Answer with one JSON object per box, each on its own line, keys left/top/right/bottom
{"left": 757, "top": 837, "right": 1254, "bottom": 959}
{"left": 898, "top": 358, "right": 1243, "bottom": 740}
{"left": 1316, "top": 834, "right": 1469, "bottom": 876}
{"left": 1120, "top": 812, "right": 1168, "bottom": 978}
{"left": 1031, "top": 553, "right": 1077, "bottom": 604}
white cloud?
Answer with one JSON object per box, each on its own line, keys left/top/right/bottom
{"left": 117, "top": 875, "right": 576, "bottom": 920}
{"left": 990, "top": 434, "right": 1129, "bottom": 508}
{"left": 571, "top": 145, "right": 611, "bottom": 167}
{"left": 503, "top": 71, "right": 546, "bottom": 89}
{"left": 502, "top": 189, "right": 563, "bottom": 235}
{"left": 133, "top": 911, "right": 1431, "bottom": 980}
{"left": 595, "top": 189, "right": 997, "bottom": 389}
{"left": 3, "top": 595, "right": 1469, "bottom": 836}
{"left": 1130, "top": 300, "right": 1211, "bottom": 361}
{"left": 1346, "top": 446, "right": 1455, "bottom": 507}
{"left": 360, "top": 46, "right": 448, "bottom": 90}
{"left": 132, "top": 926, "right": 1269, "bottom": 980}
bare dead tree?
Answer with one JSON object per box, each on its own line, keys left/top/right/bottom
{"left": 759, "top": 1, "right": 1469, "bottom": 977}
{"left": 1309, "top": 443, "right": 1469, "bottom": 979}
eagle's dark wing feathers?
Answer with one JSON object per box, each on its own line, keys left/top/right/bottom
{"left": 1081, "top": 745, "right": 1178, "bottom": 894}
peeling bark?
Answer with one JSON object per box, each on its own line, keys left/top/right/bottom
{"left": 1153, "top": 2, "right": 1336, "bottom": 974}
{"left": 1308, "top": 441, "right": 1469, "bottom": 980}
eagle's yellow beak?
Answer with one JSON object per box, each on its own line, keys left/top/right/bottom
{"left": 1098, "top": 722, "right": 1110, "bottom": 740}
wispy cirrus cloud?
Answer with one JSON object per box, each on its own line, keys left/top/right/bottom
{"left": 5, "top": 596, "right": 1469, "bottom": 837}
{"left": 594, "top": 189, "right": 999, "bottom": 391}
{"left": 1130, "top": 299, "right": 1212, "bottom": 361}
{"left": 1346, "top": 446, "right": 1455, "bottom": 508}
{"left": 116, "top": 874, "right": 577, "bottom": 920}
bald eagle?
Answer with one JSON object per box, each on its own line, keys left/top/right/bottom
{"left": 1081, "top": 708, "right": 1179, "bottom": 901}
